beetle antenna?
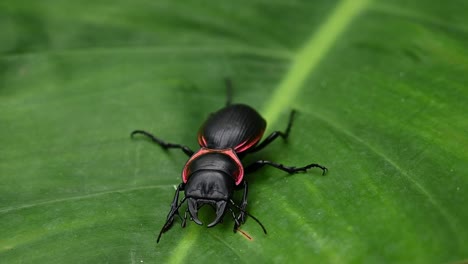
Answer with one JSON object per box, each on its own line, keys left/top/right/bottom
{"left": 157, "top": 197, "right": 187, "bottom": 243}
{"left": 229, "top": 199, "right": 267, "bottom": 234}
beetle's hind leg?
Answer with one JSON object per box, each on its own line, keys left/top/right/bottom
{"left": 131, "top": 130, "right": 194, "bottom": 157}
{"left": 225, "top": 78, "right": 233, "bottom": 106}
{"left": 247, "top": 110, "right": 296, "bottom": 154}
{"left": 245, "top": 160, "right": 328, "bottom": 176}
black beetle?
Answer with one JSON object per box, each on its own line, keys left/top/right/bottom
{"left": 131, "top": 79, "right": 327, "bottom": 242}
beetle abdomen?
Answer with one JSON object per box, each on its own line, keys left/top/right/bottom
{"left": 198, "top": 104, "right": 266, "bottom": 151}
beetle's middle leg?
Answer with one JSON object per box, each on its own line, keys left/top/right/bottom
{"left": 131, "top": 130, "right": 194, "bottom": 157}
{"left": 245, "top": 160, "right": 328, "bottom": 175}
{"left": 247, "top": 110, "right": 296, "bottom": 154}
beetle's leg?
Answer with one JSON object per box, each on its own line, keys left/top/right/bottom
{"left": 225, "top": 78, "right": 233, "bottom": 106}
{"left": 131, "top": 130, "right": 194, "bottom": 157}
{"left": 228, "top": 207, "right": 241, "bottom": 232}
{"left": 229, "top": 199, "right": 268, "bottom": 234}
{"left": 157, "top": 183, "right": 186, "bottom": 243}
{"left": 161, "top": 184, "right": 184, "bottom": 229}
{"left": 247, "top": 110, "right": 296, "bottom": 154}
{"left": 237, "top": 181, "right": 248, "bottom": 224}
{"left": 245, "top": 160, "right": 328, "bottom": 176}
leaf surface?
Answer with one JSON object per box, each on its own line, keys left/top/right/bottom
{"left": 1, "top": 0, "right": 467, "bottom": 263}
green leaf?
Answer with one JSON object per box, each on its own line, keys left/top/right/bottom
{"left": 1, "top": 0, "right": 467, "bottom": 263}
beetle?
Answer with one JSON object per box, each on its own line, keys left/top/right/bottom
{"left": 131, "top": 79, "right": 327, "bottom": 242}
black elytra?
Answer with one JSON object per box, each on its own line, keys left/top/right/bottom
{"left": 131, "top": 79, "right": 328, "bottom": 243}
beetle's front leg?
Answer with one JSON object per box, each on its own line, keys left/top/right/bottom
{"left": 165, "top": 184, "right": 184, "bottom": 225}
{"left": 157, "top": 183, "right": 185, "bottom": 243}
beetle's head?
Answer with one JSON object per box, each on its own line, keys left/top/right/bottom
{"left": 184, "top": 170, "right": 235, "bottom": 227}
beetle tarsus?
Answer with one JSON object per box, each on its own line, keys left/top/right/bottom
{"left": 245, "top": 160, "right": 328, "bottom": 175}
{"left": 303, "top": 163, "right": 328, "bottom": 176}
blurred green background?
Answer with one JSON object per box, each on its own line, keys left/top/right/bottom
{"left": 1, "top": 0, "right": 467, "bottom": 263}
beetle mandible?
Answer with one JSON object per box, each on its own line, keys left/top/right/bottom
{"left": 131, "top": 79, "right": 327, "bottom": 242}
